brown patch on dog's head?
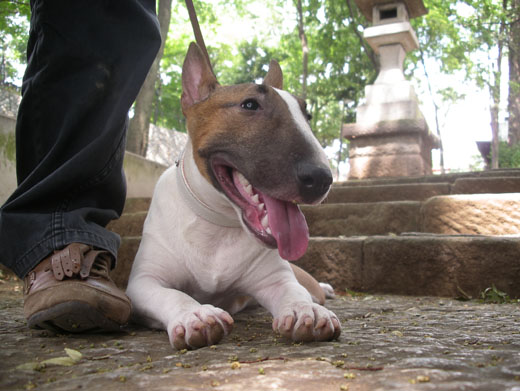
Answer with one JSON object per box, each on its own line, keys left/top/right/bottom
{"left": 181, "top": 43, "right": 293, "bottom": 185}
{"left": 180, "top": 43, "right": 329, "bottom": 201}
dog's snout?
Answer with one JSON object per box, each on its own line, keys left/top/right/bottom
{"left": 296, "top": 162, "right": 333, "bottom": 202}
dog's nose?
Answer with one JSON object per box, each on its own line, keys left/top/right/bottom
{"left": 296, "top": 162, "right": 333, "bottom": 202}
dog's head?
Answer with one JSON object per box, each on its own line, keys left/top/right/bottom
{"left": 181, "top": 43, "right": 332, "bottom": 261}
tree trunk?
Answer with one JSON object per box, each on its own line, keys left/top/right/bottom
{"left": 508, "top": 0, "right": 520, "bottom": 145}
{"left": 296, "top": 0, "right": 308, "bottom": 100}
{"left": 490, "top": 101, "right": 500, "bottom": 169}
{"left": 419, "top": 50, "right": 445, "bottom": 174}
{"left": 489, "top": 0, "right": 507, "bottom": 169}
{"left": 126, "top": 0, "right": 172, "bottom": 156}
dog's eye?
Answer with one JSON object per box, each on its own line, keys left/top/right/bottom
{"left": 306, "top": 112, "right": 312, "bottom": 121}
{"left": 241, "top": 99, "right": 260, "bottom": 111}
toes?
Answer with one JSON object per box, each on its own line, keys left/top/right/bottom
{"left": 332, "top": 316, "right": 342, "bottom": 339}
{"left": 171, "top": 325, "right": 188, "bottom": 350}
{"left": 187, "top": 316, "right": 225, "bottom": 348}
{"left": 274, "top": 304, "right": 341, "bottom": 343}
{"left": 293, "top": 316, "right": 316, "bottom": 342}
{"left": 168, "top": 307, "right": 234, "bottom": 350}
{"left": 276, "top": 315, "right": 296, "bottom": 339}
{"left": 218, "top": 311, "right": 235, "bottom": 335}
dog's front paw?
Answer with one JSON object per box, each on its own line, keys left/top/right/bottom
{"left": 273, "top": 302, "right": 341, "bottom": 342}
{"left": 167, "top": 305, "right": 234, "bottom": 350}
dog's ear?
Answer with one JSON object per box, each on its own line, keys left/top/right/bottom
{"left": 264, "top": 60, "right": 283, "bottom": 90}
{"left": 181, "top": 42, "right": 219, "bottom": 112}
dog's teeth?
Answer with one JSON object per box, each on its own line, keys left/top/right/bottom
{"left": 257, "top": 203, "right": 264, "bottom": 211}
{"left": 261, "top": 214, "right": 269, "bottom": 229}
{"left": 266, "top": 227, "right": 272, "bottom": 235}
{"left": 245, "top": 184, "right": 253, "bottom": 195}
{"left": 252, "top": 194, "right": 259, "bottom": 204}
{"left": 237, "top": 172, "right": 250, "bottom": 186}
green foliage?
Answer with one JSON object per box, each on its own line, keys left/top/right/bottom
{"left": 217, "top": 39, "right": 281, "bottom": 86}
{"left": 409, "top": 0, "right": 510, "bottom": 83}
{"left": 410, "top": 0, "right": 470, "bottom": 74}
{"left": 154, "top": 0, "right": 376, "bottom": 149}
{"left": 262, "top": 0, "right": 376, "bottom": 147}
{"left": 0, "top": 1, "right": 30, "bottom": 86}
{"left": 4, "top": 0, "right": 515, "bottom": 159}
{"left": 498, "top": 141, "right": 520, "bottom": 168}
{"left": 479, "top": 285, "right": 511, "bottom": 304}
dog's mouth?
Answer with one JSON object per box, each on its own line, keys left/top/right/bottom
{"left": 212, "top": 160, "right": 309, "bottom": 261}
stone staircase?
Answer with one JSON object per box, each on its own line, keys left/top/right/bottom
{"left": 109, "top": 169, "right": 520, "bottom": 298}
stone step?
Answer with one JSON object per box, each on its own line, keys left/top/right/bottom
{"left": 327, "top": 175, "right": 520, "bottom": 203}
{"left": 451, "top": 176, "right": 520, "bottom": 194}
{"left": 335, "top": 168, "right": 520, "bottom": 187}
{"left": 305, "top": 193, "right": 520, "bottom": 236}
{"left": 300, "top": 234, "right": 520, "bottom": 298}
{"left": 325, "top": 182, "right": 451, "bottom": 203}
{"left": 117, "top": 172, "right": 520, "bottom": 213}
{"left": 112, "top": 234, "right": 520, "bottom": 298}
{"left": 122, "top": 197, "right": 152, "bottom": 214}
{"left": 111, "top": 202, "right": 422, "bottom": 238}
{"left": 112, "top": 193, "right": 520, "bottom": 240}
{"left": 421, "top": 193, "right": 520, "bottom": 235}
{"left": 111, "top": 236, "right": 141, "bottom": 290}
{"left": 107, "top": 211, "right": 147, "bottom": 238}
{"left": 118, "top": 171, "right": 520, "bottom": 215}
{"left": 302, "top": 201, "right": 422, "bottom": 236}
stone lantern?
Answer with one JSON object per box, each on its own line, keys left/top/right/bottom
{"left": 343, "top": 0, "right": 439, "bottom": 179}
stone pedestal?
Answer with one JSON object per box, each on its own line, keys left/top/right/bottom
{"left": 344, "top": 119, "right": 438, "bottom": 178}
{"left": 343, "top": 78, "right": 439, "bottom": 179}
{"left": 344, "top": 0, "right": 436, "bottom": 179}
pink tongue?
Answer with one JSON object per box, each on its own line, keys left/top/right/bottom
{"left": 263, "top": 194, "right": 309, "bottom": 261}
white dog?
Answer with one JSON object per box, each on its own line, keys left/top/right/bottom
{"left": 126, "top": 43, "right": 341, "bottom": 350}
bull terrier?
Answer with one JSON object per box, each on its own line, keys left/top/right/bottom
{"left": 126, "top": 43, "right": 341, "bottom": 350}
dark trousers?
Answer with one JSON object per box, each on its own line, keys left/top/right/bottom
{"left": 0, "top": 0, "right": 161, "bottom": 278}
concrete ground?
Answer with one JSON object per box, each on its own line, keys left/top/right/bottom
{"left": 1, "top": 276, "right": 520, "bottom": 391}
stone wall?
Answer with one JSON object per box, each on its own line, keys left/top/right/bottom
{"left": 0, "top": 117, "right": 168, "bottom": 204}
{"left": 123, "top": 151, "right": 167, "bottom": 198}
{"left": 0, "top": 114, "right": 17, "bottom": 205}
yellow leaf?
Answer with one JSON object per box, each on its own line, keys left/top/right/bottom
{"left": 65, "top": 348, "right": 82, "bottom": 362}
{"left": 16, "top": 362, "right": 40, "bottom": 371}
{"left": 40, "top": 356, "right": 77, "bottom": 367}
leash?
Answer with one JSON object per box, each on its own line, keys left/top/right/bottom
{"left": 184, "top": 0, "right": 215, "bottom": 75}
{"left": 176, "top": 149, "right": 242, "bottom": 228}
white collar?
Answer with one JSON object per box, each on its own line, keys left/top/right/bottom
{"left": 176, "top": 149, "right": 242, "bottom": 228}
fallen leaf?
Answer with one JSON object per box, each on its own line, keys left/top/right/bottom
{"left": 65, "top": 348, "right": 82, "bottom": 362}
{"left": 40, "top": 356, "right": 77, "bottom": 367}
{"left": 16, "top": 362, "right": 41, "bottom": 371}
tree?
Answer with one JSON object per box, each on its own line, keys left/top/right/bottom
{"left": 508, "top": 0, "right": 520, "bottom": 145}
{"left": 126, "top": 0, "right": 172, "bottom": 156}
{"left": 410, "top": 0, "right": 520, "bottom": 169}
{"left": 295, "top": 0, "right": 309, "bottom": 99}
{"left": 152, "top": 0, "right": 377, "bottom": 151}
{"left": 0, "top": 0, "right": 30, "bottom": 87}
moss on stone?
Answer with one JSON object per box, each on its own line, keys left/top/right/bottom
{"left": 0, "top": 131, "right": 16, "bottom": 163}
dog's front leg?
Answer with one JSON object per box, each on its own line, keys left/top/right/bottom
{"left": 127, "top": 276, "right": 233, "bottom": 350}
{"left": 249, "top": 268, "right": 341, "bottom": 343}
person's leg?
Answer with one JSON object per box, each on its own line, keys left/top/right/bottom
{"left": 0, "top": 0, "right": 161, "bottom": 331}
